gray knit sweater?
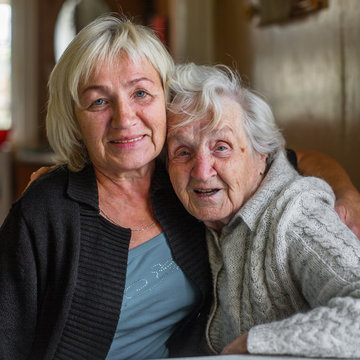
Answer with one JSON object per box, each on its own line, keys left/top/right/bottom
{"left": 206, "top": 150, "right": 360, "bottom": 358}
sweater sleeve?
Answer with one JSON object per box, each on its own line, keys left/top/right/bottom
{"left": 247, "top": 180, "right": 360, "bottom": 358}
{"left": 0, "top": 203, "right": 38, "bottom": 360}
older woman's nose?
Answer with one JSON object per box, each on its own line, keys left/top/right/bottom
{"left": 191, "top": 155, "right": 216, "bottom": 181}
{"left": 111, "top": 102, "right": 136, "bottom": 128}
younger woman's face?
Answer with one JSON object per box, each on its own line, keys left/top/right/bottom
{"left": 75, "top": 53, "right": 167, "bottom": 177}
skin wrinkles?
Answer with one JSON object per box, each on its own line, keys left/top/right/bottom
{"left": 78, "top": 77, "right": 157, "bottom": 110}
{"left": 167, "top": 97, "right": 267, "bottom": 233}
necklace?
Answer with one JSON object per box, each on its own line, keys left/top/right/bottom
{"left": 99, "top": 207, "right": 156, "bottom": 232}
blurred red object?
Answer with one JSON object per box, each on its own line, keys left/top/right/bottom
{"left": 0, "top": 130, "right": 10, "bottom": 144}
{"left": 150, "top": 15, "right": 168, "bottom": 46}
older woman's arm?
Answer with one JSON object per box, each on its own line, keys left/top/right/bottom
{"left": 295, "top": 150, "right": 360, "bottom": 237}
{"left": 244, "top": 181, "right": 360, "bottom": 357}
{"left": 25, "top": 151, "right": 360, "bottom": 238}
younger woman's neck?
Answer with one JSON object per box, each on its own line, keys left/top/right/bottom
{"left": 95, "top": 162, "right": 155, "bottom": 199}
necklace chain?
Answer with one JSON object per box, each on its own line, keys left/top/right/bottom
{"left": 99, "top": 207, "right": 156, "bottom": 232}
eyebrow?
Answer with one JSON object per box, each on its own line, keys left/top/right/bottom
{"left": 167, "top": 132, "right": 189, "bottom": 143}
{"left": 128, "top": 77, "right": 155, "bottom": 86}
{"left": 79, "top": 85, "right": 107, "bottom": 96}
{"left": 210, "top": 125, "right": 234, "bottom": 137}
{"left": 80, "top": 77, "right": 155, "bottom": 96}
{"left": 168, "top": 125, "right": 234, "bottom": 142}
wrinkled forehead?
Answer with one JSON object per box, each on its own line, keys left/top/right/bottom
{"left": 167, "top": 116, "right": 240, "bottom": 144}
{"left": 167, "top": 98, "right": 245, "bottom": 138}
{"left": 80, "top": 51, "right": 144, "bottom": 85}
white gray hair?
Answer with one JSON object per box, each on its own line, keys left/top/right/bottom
{"left": 167, "top": 63, "right": 285, "bottom": 160}
{"left": 47, "top": 15, "right": 174, "bottom": 171}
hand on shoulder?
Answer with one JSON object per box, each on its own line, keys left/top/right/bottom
{"left": 24, "top": 165, "right": 58, "bottom": 193}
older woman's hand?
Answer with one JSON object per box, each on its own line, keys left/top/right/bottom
{"left": 30, "top": 166, "right": 56, "bottom": 181}
{"left": 23, "top": 165, "right": 57, "bottom": 193}
{"left": 220, "top": 333, "right": 249, "bottom": 354}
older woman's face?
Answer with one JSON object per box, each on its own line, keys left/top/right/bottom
{"left": 75, "top": 54, "right": 166, "bottom": 176}
{"left": 167, "top": 97, "right": 266, "bottom": 231}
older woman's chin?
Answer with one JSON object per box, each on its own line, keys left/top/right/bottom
{"left": 186, "top": 206, "right": 232, "bottom": 230}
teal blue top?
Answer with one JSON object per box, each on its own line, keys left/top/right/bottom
{"left": 105, "top": 233, "right": 200, "bottom": 359}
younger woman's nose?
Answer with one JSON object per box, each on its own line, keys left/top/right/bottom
{"left": 111, "top": 101, "right": 137, "bottom": 128}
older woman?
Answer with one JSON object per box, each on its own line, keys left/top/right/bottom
{"left": 167, "top": 63, "right": 360, "bottom": 358}
{"left": 0, "top": 16, "right": 211, "bottom": 360}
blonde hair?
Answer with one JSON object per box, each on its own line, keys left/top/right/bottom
{"left": 47, "top": 15, "right": 174, "bottom": 171}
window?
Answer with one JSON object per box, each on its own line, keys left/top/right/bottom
{"left": 54, "top": 0, "right": 110, "bottom": 62}
{"left": 0, "top": 1, "right": 11, "bottom": 130}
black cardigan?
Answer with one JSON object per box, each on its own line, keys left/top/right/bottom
{"left": 0, "top": 162, "right": 211, "bottom": 360}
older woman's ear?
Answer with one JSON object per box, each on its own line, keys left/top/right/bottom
{"left": 259, "top": 153, "right": 268, "bottom": 176}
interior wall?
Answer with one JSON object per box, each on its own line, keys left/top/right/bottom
{"left": 9, "top": 0, "right": 360, "bottom": 191}
{"left": 214, "top": 0, "right": 360, "bottom": 190}
{"left": 169, "top": 0, "right": 214, "bottom": 64}
{"left": 11, "top": 0, "right": 39, "bottom": 148}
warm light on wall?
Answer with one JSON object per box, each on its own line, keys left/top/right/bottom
{"left": 246, "top": 0, "right": 328, "bottom": 26}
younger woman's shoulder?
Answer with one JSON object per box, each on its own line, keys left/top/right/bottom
{"left": 18, "top": 165, "right": 70, "bottom": 203}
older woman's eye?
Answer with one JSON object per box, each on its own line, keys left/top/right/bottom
{"left": 175, "top": 149, "right": 191, "bottom": 158}
{"left": 216, "top": 145, "right": 228, "bottom": 152}
{"left": 214, "top": 143, "right": 231, "bottom": 156}
{"left": 179, "top": 150, "right": 190, "bottom": 156}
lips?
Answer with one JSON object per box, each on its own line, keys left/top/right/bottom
{"left": 110, "top": 135, "right": 145, "bottom": 144}
{"left": 194, "top": 188, "right": 220, "bottom": 196}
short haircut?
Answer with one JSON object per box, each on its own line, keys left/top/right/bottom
{"left": 47, "top": 15, "right": 174, "bottom": 171}
{"left": 167, "top": 63, "right": 285, "bottom": 161}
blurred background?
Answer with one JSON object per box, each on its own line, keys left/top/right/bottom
{"left": 0, "top": 0, "right": 359, "bottom": 223}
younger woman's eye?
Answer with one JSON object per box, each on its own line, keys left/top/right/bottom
{"left": 92, "top": 99, "right": 106, "bottom": 106}
{"left": 135, "top": 90, "right": 147, "bottom": 98}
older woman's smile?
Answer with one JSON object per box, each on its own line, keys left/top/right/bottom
{"left": 193, "top": 187, "right": 221, "bottom": 197}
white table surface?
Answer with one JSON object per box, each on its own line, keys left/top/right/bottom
{"left": 153, "top": 355, "right": 359, "bottom": 360}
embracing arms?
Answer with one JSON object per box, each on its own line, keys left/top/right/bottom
{"left": 296, "top": 150, "right": 360, "bottom": 237}
{"left": 220, "top": 178, "right": 360, "bottom": 356}
{"left": 27, "top": 150, "right": 360, "bottom": 238}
